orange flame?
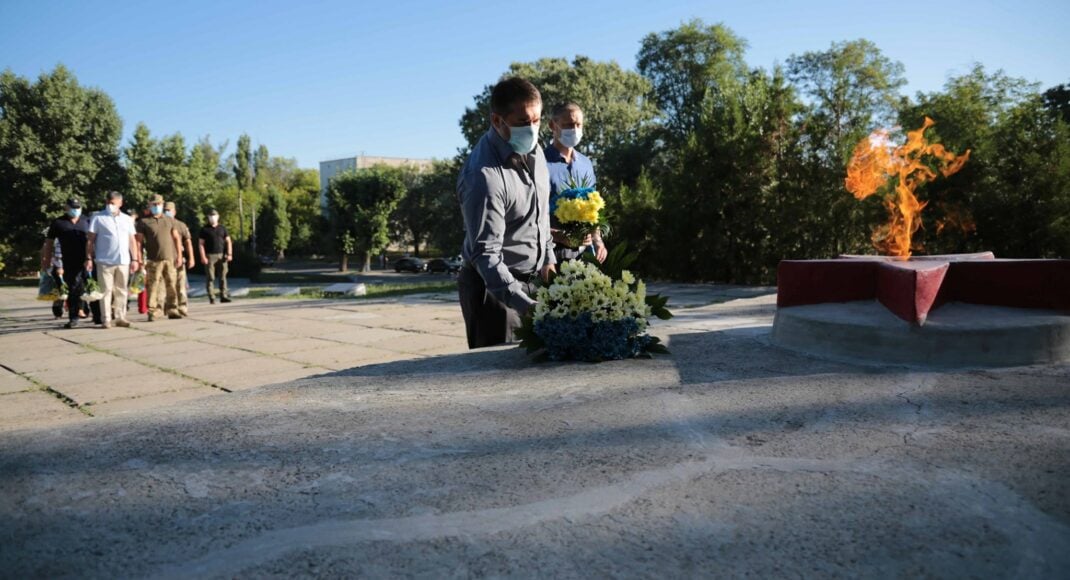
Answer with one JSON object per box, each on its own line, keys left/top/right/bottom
{"left": 845, "top": 117, "right": 971, "bottom": 259}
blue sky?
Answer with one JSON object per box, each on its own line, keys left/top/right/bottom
{"left": 2, "top": 0, "right": 1068, "bottom": 168}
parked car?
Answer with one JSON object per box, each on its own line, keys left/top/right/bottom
{"left": 427, "top": 256, "right": 463, "bottom": 274}
{"left": 394, "top": 257, "right": 427, "bottom": 273}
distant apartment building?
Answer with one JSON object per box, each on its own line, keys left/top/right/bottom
{"left": 319, "top": 155, "right": 434, "bottom": 211}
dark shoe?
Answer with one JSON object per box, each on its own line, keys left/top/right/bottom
{"left": 64, "top": 320, "right": 78, "bottom": 329}
{"left": 167, "top": 313, "right": 182, "bottom": 320}
{"left": 114, "top": 319, "right": 131, "bottom": 328}
{"left": 147, "top": 313, "right": 155, "bottom": 322}
{"left": 208, "top": 296, "right": 216, "bottom": 304}
{"left": 220, "top": 297, "right": 232, "bottom": 303}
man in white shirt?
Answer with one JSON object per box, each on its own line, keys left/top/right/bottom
{"left": 86, "top": 191, "right": 141, "bottom": 328}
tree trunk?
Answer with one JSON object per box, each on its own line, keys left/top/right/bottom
{"left": 340, "top": 254, "right": 349, "bottom": 272}
{"left": 238, "top": 190, "right": 246, "bottom": 242}
{"left": 361, "top": 251, "right": 372, "bottom": 273}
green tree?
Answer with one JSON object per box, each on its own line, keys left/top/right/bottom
{"left": 636, "top": 19, "right": 749, "bottom": 138}
{"left": 256, "top": 186, "right": 291, "bottom": 260}
{"left": 284, "top": 167, "right": 323, "bottom": 255}
{"left": 423, "top": 158, "right": 467, "bottom": 257}
{"left": 123, "top": 122, "right": 160, "bottom": 211}
{"left": 459, "top": 56, "right": 658, "bottom": 162}
{"left": 390, "top": 165, "right": 434, "bottom": 256}
{"left": 183, "top": 136, "right": 227, "bottom": 226}
{"left": 784, "top": 39, "right": 908, "bottom": 259}
{"left": 0, "top": 64, "right": 123, "bottom": 273}
{"left": 656, "top": 67, "right": 804, "bottom": 282}
{"left": 253, "top": 143, "right": 270, "bottom": 184}
{"left": 1043, "top": 82, "right": 1070, "bottom": 124}
{"left": 327, "top": 166, "right": 406, "bottom": 272}
{"left": 233, "top": 133, "right": 252, "bottom": 242}
{"left": 156, "top": 132, "right": 188, "bottom": 199}
{"left": 898, "top": 65, "right": 1038, "bottom": 255}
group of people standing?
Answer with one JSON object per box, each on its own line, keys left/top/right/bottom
{"left": 41, "top": 192, "right": 234, "bottom": 329}
{"left": 457, "top": 77, "right": 607, "bottom": 349}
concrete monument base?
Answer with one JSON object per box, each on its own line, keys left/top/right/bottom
{"left": 772, "top": 300, "right": 1070, "bottom": 367}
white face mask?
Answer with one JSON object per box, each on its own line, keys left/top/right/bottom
{"left": 208, "top": 216, "right": 219, "bottom": 225}
{"left": 558, "top": 128, "right": 582, "bottom": 149}
{"left": 506, "top": 123, "right": 539, "bottom": 155}
{"left": 106, "top": 203, "right": 120, "bottom": 215}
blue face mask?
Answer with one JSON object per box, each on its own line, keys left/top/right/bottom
{"left": 68, "top": 208, "right": 81, "bottom": 218}
{"left": 507, "top": 123, "right": 539, "bottom": 155}
{"left": 150, "top": 205, "right": 163, "bottom": 216}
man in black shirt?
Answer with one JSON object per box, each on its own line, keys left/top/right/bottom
{"left": 40, "top": 197, "right": 95, "bottom": 328}
{"left": 198, "top": 209, "right": 233, "bottom": 304}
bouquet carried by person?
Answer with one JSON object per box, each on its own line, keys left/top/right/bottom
{"left": 515, "top": 244, "right": 671, "bottom": 362}
{"left": 551, "top": 174, "right": 609, "bottom": 248}
{"left": 84, "top": 277, "right": 104, "bottom": 302}
{"left": 128, "top": 270, "right": 146, "bottom": 295}
{"left": 37, "top": 271, "right": 67, "bottom": 302}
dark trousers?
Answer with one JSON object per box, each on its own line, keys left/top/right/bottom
{"left": 61, "top": 268, "right": 99, "bottom": 323}
{"left": 206, "top": 253, "right": 229, "bottom": 298}
{"left": 458, "top": 265, "right": 535, "bottom": 349}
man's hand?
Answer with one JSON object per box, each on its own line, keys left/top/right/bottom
{"left": 130, "top": 261, "right": 140, "bottom": 273}
{"left": 594, "top": 242, "right": 608, "bottom": 263}
{"left": 200, "top": 255, "right": 209, "bottom": 266}
{"left": 539, "top": 263, "right": 556, "bottom": 282}
{"left": 56, "top": 268, "right": 64, "bottom": 277}
{"left": 84, "top": 258, "right": 93, "bottom": 272}
{"left": 174, "top": 257, "right": 182, "bottom": 269}
{"left": 226, "top": 254, "right": 233, "bottom": 263}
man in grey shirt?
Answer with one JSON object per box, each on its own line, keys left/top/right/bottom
{"left": 458, "top": 77, "right": 556, "bottom": 348}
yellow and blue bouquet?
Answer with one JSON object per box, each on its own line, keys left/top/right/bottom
{"left": 516, "top": 245, "right": 671, "bottom": 362}
{"left": 551, "top": 175, "right": 609, "bottom": 248}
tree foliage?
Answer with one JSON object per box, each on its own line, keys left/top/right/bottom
{"left": 256, "top": 186, "right": 291, "bottom": 260}
{"left": 0, "top": 64, "right": 123, "bottom": 273}
{"left": 327, "top": 166, "right": 406, "bottom": 272}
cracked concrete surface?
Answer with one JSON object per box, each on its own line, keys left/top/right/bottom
{"left": 1, "top": 290, "right": 1068, "bottom": 577}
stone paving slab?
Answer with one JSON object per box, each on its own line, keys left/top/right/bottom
{"left": 223, "top": 366, "right": 333, "bottom": 391}
{"left": 0, "top": 369, "right": 34, "bottom": 394}
{"left": 61, "top": 372, "right": 209, "bottom": 405}
{"left": 26, "top": 359, "right": 150, "bottom": 388}
{"left": 85, "top": 386, "right": 222, "bottom": 418}
{"left": 3, "top": 349, "right": 116, "bottom": 374}
{"left": 147, "top": 346, "right": 261, "bottom": 370}
{"left": 248, "top": 337, "right": 341, "bottom": 355}
{"left": 281, "top": 344, "right": 418, "bottom": 370}
{"left": 373, "top": 332, "right": 465, "bottom": 354}
{"left": 180, "top": 356, "right": 317, "bottom": 387}
{"left": 199, "top": 330, "right": 296, "bottom": 349}
{"left": 316, "top": 327, "right": 414, "bottom": 346}
{"left": 119, "top": 339, "right": 224, "bottom": 360}
{"left": 0, "top": 390, "right": 83, "bottom": 431}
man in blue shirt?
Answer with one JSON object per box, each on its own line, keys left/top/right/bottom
{"left": 544, "top": 102, "right": 608, "bottom": 263}
{"left": 457, "top": 77, "right": 556, "bottom": 348}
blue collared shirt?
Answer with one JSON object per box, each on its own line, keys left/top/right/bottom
{"left": 544, "top": 143, "right": 596, "bottom": 196}
{"left": 458, "top": 128, "right": 556, "bottom": 315}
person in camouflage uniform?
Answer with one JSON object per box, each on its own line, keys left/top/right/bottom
{"left": 164, "top": 201, "right": 195, "bottom": 317}
{"left": 135, "top": 195, "right": 183, "bottom": 321}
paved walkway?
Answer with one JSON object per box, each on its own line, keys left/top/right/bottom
{"left": 0, "top": 283, "right": 765, "bottom": 431}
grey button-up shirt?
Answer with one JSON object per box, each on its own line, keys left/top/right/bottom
{"left": 458, "top": 128, "right": 556, "bottom": 314}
